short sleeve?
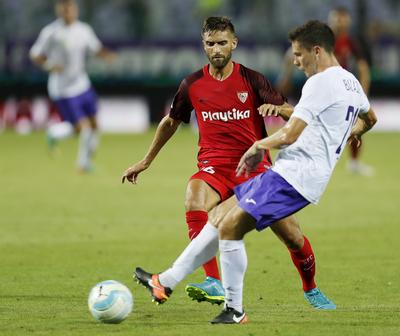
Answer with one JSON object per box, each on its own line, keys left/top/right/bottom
{"left": 358, "top": 90, "right": 370, "bottom": 115}
{"left": 169, "top": 79, "right": 193, "bottom": 123}
{"left": 85, "top": 25, "right": 102, "bottom": 54}
{"left": 241, "top": 66, "right": 286, "bottom": 105}
{"left": 254, "top": 73, "right": 286, "bottom": 105}
{"left": 292, "top": 75, "right": 333, "bottom": 124}
{"left": 29, "top": 27, "right": 52, "bottom": 58}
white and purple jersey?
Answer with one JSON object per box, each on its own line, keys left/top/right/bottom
{"left": 272, "top": 66, "right": 370, "bottom": 204}
{"left": 30, "top": 19, "right": 102, "bottom": 100}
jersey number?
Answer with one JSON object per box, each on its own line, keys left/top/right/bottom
{"left": 335, "top": 105, "right": 359, "bottom": 155}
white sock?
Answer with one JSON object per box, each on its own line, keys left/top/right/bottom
{"left": 159, "top": 223, "right": 218, "bottom": 289}
{"left": 47, "top": 122, "right": 74, "bottom": 140}
{"left": 220, "top": 240, "right": 247, "bottom": 313}
{"left": 88, "top": 131, "right": 99, "bottom": 155}
{"left": 77, "top": 127, "right": 92, "bottom": 170}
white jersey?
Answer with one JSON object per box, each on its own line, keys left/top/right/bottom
{"left": 30, "top": 19, "right": 102, "bottom": 99}
{"left": 272, "top": 66, "right": 370, "bottom": 204}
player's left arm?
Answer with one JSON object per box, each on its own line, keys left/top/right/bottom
{"left": 247, "top": 67, "right": 291, "bottom": 120}
{"left": 236, "top": 117, "right": 307, "bottom": 176}
{"left": 86, "top": 25, "right": 117, "bottom": 63}
{"left": 348, "top": 108, "right": 377, "bottom": 147}
{"left": 96, "top": 47, "right": 117, "bottom": 63}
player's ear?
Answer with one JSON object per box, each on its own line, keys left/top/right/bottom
{"left": 232, "top": 37, "right": 238, "bottom": 50}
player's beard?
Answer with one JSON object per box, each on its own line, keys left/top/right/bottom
{"left": 209, "top": 52, "right": 232, "bottom": 69}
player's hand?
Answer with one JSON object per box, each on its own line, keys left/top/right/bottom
{"left": 121, "top": 160, "right": 149, "bottom": 184}
{"left": 236, "top": 142, "right": 265, "bottom": 177}
{"left": 347, "top": 134, "right": 362, "bottom": 148}
{"left": 258, "top": 104, "right": 281, "bottom": 117}
{"left": 48, "top": 64, "right": 64, "bottom": 73}
{"left": 98, "top": 49, "right": 118, "bottom": 64}
{"left": 104, "top": 52, "right": 117, "bottom": 64}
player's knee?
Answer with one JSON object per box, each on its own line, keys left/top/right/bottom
{"left": 208, "top": 206, "right": 217, "bottom": 224}
{"left": 208, "top": 199, "right": 234, "bottom": 229}
{"left": 89, "top": 117, "right": 97, "bottom": 130}
{"left": 184, "top": 198, "right": 206, "bottom": 212}
{"left": 76, "top": 118, "right": 91, "bottom": 132}
{"left": 218, "top": 220, "right": 235, "bottom": 239}
{"left": 218, "top": 215, "right": 244, "bottom": 240}
{"left": 273, "top": 216, "right": 303, "bottom": 249}
{"left": 284, "top": 231, "right": 304, "bottom": 249}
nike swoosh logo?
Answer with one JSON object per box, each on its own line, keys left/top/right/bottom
{"left": 148, "top": 279, "right": 163, "bottom": 291}
{"left": 245, "top": 198, "right": 256, "bottom": 205}
{"left": 232, "top": 312, "right": 246, "bottom": 323}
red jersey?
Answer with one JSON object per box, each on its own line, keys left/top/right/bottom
{"left": 334, "top": 33, "right": 363, "bottom": 70}
{"left": 169, "top": 62, "right": 286, "bottom": 166}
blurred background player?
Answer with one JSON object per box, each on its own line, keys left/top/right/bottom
{"left": 29, "top": 0, "right": 116, "bottom": 173}
{"left": 276, "top": 6, "right": 374, "bottom": 176}
{"left": 123, "top": 16, "right": 292, "bottom": 304}
{"left": 328, "top": 6, "right": 373, "bottom": 176}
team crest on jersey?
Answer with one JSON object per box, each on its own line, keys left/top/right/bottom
{"left": 237, "top": 91, "right": 248, "bottom": 103}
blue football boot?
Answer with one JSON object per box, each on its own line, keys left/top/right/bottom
{"left": 185, "top": 277, "right": 224, "bottom": 305}
{"left": 304, "top": 288, "right": 336, "bottom": 310}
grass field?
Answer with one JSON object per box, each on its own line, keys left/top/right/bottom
{"left": 1, "top": 128, "right": 399, "bottom": 336}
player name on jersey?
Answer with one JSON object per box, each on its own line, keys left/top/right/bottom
{"left": 201, "top": 109, "right": 250, "bottom": 122}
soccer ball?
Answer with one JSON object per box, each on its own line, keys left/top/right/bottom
{"left": 88, "top": 280, "right": 133, "bottom": 324}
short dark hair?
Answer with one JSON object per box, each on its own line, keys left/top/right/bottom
{"left": 288, "top": 20, "right": 335, "bottom": 53}
{"left": 202, "top": 16, "right": 235, "bottom": 36}
{"left": 55, "top": 0, "right": 76, "bottom": 5}
{"left": 331, "top": 6, "right": 350, "bottom": 15}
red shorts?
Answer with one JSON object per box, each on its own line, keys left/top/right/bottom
{"left": 190, "top": 161, "right": 269, "bottom": 201}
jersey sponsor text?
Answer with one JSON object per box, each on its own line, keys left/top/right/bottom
{"left": 201, "top": 109, "right": 250, "bottom": 122}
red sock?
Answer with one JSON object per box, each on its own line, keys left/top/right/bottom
{"left": 288, "top": 236, "right": 316, "bottom": 292}
{"left": 186, "top": 210, "right": 220, "bottom": 280}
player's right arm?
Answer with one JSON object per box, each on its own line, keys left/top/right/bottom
{"left": 236, "top": 116, "right": 307, "bottom": 177}
{"left": 122, "top": 78, "right": 193, "bottom": 184}
{"left": 30, "top": 54, "right": 64, "bottom": 73}
{"left": 29, "top": 25, "right": 64, "bottom": 73}
{"left": 122, "top": 116, "right": 181, "bottom": 184}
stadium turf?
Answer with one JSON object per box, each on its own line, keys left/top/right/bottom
{"left": 0, "top": 128, "right": 399, "bottom": 335}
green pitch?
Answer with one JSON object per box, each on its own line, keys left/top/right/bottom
{"left": 1, "top": 129, "right": 399, "bottom": 336}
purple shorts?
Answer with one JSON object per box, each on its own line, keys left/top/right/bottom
{"left": 234, "top": 169, "right": 310, "bottom": 231}
{"left": 54, "top": 88, "right": 97, "bottom": 125}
